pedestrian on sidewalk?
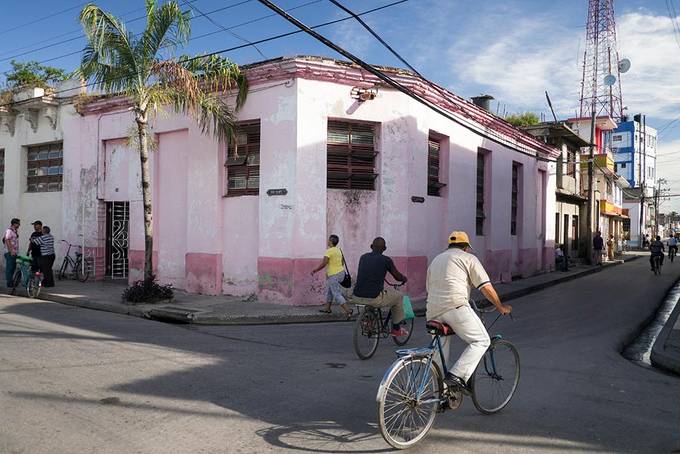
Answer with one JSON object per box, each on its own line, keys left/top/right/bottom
{"left": 32, "top": 226, "right": 55, "bottom": 287}
{"left": 3, "top": 218, "right": 20, "bottom": 287}
{"left": 555, "top": 244, "right": 569, "bottom": 272}
{"left": 311, "top": 234, "right": 353, "bottom": 317}
{"left": 28, "top": 220, "right": 43, "bottom": 272}
{"left": 352, "top": 237, "right": 409, "bottom": 337}
{"left": 607, "top": 234, "right": 615, "bottom": 261}
{"left": 593, "top": 231, "right": 604, "bottom": 265}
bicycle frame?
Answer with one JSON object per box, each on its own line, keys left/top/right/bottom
{"left": 358, "top": 306, "right": 394, "bottom": 336}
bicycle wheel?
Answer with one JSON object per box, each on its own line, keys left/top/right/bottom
{"left": 75, "top": 258, "right": 91, "bottom": 282}
{"left": 470, "top": 339, "right": 520, "bottom": 415}
{"left": 58, "top": 258, "right": 68, "bottom": 280}
{"left": 27, "top": 276, "right": 41, "bottom": 298}
{"left": 377, "top": 357, "right": 443, "bottom": 450}
{"left": 392, "top": 317, "right": 415, "bottom": 346}
{"left": 9, "top": 269, "right": 22, "bottom": 296}
{"left": 353, "top": 307, "right": 380, "bottom": 360}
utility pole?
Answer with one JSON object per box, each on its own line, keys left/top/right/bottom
{"left": 637, "top": 114, "right": 644, "bottom": 248}
{"left": 586, "top": 109, "right": 597, "bottom": 264}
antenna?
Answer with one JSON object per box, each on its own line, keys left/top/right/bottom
{"left": 618, "top": 58, "right": 631, "bottom": 73}
{"left": 545, "top": 91, "right": 558, "bottom": 122}
{"left": 604, "top": 74, "right": 617, "bottom": 86}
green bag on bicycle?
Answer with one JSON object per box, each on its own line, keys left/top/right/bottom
{"left": 402, "top": 295, "right": 415, "bottom": 320}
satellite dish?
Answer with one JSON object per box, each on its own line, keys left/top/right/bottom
{"left": 618, "top": 58, "right": 631, "bottom": 74}
{"left": 604, "top": 74, "right": 617, "bottom": 86}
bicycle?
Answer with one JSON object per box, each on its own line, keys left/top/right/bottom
{"left": 352, "top": 282, "right": 414, "bottom": 360}
{"left": 10, "top": 255, "right": 43, "bottom": 298}
{"left": 652, "top": 254, "right": 662, "bottom": 275}
{"left": 58, "top": 240, "right": 92, "bottom": 282}
{"left": 376, "top": 300, "right": 519, "bottom": 449}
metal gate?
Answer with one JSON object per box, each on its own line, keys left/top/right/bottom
{"left": 106, "top": 202, "right": 129, "bottom": 279}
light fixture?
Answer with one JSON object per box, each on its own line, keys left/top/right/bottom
{"left": 351, "top": 82, "right": 378, "bottom": 102}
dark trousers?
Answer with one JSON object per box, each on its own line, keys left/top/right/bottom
{"left": 4, "top": 253, "right": 16, "bottom": 286}
{"left": 31, "top": 254, "right": 41, "bottom": 272}
{"left": 38, "top": 254, "right": 56, "bottom": 287}
{"left": 650, "top": 253, "right": 664, "bottom": 269}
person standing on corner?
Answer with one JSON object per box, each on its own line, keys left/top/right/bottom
{"left": 311, "top": 234, "right": 353, "bottom": 318}
{"left": 3, "top": 218, "right": 20, "bottom": 287}
{"left": 593, "top": 231, "right": 604, "bottom": 265}
{"left": 28, "top": 220, "right": 43, "bottom": 273}
{"left": 32, "top": 226, "right": 56, "bottom": 287}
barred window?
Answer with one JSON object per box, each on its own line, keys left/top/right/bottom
{"left": 327, "top": 120, "right": 378, "bottom": 190}
{"left": 427, "top": 137, "right": 446, "bottom": 196}
{"left": 225, "top": 120, "right": 260, "bottom": 196}
{"left": 0, "top": 149, "right": 4, "bottom": 194}
{"left": 27, "top": 142, "right": 63, "bottom": 193}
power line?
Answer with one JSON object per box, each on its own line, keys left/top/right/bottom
{"left": 0, "top": 1, "right": 88, "bottom": 37}
{"left": 0, "top": 0, "right": 237, "bottom": 66}
{"left": 256, "top": 0, "right": 556, "bottom": 161}
{"left": 180, "top": 0, "right": 267, "bottom": 59}
{"left": 0, "top": 0, "right": 406, "bottom": 110}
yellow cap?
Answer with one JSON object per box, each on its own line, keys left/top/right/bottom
{"left": 448, "top": 231, "right": 470, "bottom": 245}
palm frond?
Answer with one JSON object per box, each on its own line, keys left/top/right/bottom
{"left": 138, "top": 2, "right": 190, "bottom": 64}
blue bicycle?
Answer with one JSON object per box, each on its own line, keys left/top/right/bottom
{"left": 376, "top": 300, "right": 520, "bottom": 449}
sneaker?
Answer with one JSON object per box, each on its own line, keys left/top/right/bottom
{"left": 444, "top": 373, "right": 472, "bottom": 396}
{"left": 390, "top": 327, "right": 409, "bottom": 337}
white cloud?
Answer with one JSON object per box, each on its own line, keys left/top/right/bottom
{"left": 445, "top": 10, "right": 680, "bottom": 120}
{"left": 655, "top": 138, "right": 680, "bottom": 212}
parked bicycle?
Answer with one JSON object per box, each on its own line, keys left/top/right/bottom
{"left": 376, "top": 300, "right": 519, "bottom": 449}
{"left": 58, "top": 240, "right": 92, "bottom": 282}
{"left": 10, "top": 255, "right": 43, "bottom": 298}
{"left": 352, "top": 282, "right": 414, "bottom": 360}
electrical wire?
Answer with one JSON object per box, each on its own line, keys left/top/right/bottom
{"left": 0, "top": 1, "right": 88, "bottom": 37}
{"left": 180, "top": 0, "right": 267, "bottom": 59}
{"left": 256, "top": 0, "right": 556, "bottom": 161}
{"left": 0, "top": 0, "right": 405, "bottom": 110}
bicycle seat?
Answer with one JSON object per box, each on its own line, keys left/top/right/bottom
{"left": 426, "top": 320, "right": 455, "bottom": 336}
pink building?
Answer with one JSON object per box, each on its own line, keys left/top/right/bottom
{"left": 63, "top": 56, "right": 559, "bottom": 305}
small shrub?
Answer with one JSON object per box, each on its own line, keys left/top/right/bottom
{"left": 123, "top": 275, "right": 174, "bottom": 303}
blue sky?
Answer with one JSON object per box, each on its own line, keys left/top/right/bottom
{"left": 1, "top": 0, "right": 679, "bottom": 209}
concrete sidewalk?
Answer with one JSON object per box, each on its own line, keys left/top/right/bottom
{"left": 6, "top": 253, "right": 641, "bottom": 325}
{"left": 651, "top": 283, "right": 680, "bottom": 375}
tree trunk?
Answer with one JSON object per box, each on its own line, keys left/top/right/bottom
{"left": 136, "top": 114, "right": 154, "bottom": 281}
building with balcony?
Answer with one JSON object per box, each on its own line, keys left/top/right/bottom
{"left": 523, "top": 122, "right": 589, "bottom": 259}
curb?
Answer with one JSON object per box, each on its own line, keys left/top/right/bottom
{"left": 17, "top": 254, "right": 641, "bottom": 326}
{"left": 650, "top": 284, "right": 680, "bottom": 375}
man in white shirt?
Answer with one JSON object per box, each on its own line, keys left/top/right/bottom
{"left": 426, "top": 231, "right": 512, "bottom": 393}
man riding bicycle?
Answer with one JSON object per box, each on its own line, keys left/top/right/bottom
{"left": 353, "top": 237, "right": 409, "bottom": 337}
{"left": 668, "top": 234, "right": 677, "bottom": 259}
{"left": 649, "top": 235, "right": 665, "bottom": 270}
{"left": 426, "top": 231, "right": 512, "bottom": 394}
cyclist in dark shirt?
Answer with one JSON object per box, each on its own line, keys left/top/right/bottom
{"left": 28, "top": 220, "right": 43, "bottom": 272}
{"left": 649, "top": 235, "right": 665, "bottom": 270}
{"left": 353, "top": 237, "right": 409, "bottom": 337}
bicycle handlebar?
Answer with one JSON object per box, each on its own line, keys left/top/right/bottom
{"left": 385, "top": 280, "right": 406, "bottom": 290}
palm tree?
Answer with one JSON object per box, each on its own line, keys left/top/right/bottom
{"left": 76, "top": 0, "right": 247, "bottom": 282}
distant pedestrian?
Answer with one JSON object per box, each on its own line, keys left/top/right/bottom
{"left": 607, "top": 234, "right": 615, "bottom": 261}
{"left": 555, "top": 245, "right": 568, "bottom": 272}
{"left": 311, "top": 234, "right": 353, "bottom": 317}
{"left": 593, "top": 231, "right": 604, "bottom": 265}
{"left": 3, "top": 218, "right": 20, "bottom": 287}
{"left": 28, "top": 220, "right": 43, "bottom": 272}
{"left": 32, "top": 226, "right": 55, "bottom": 287}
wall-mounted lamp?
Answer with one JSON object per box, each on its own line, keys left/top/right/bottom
{"left": 351, "top": 82, "right": 378, "bottom": 102}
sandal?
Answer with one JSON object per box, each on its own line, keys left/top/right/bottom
{"left": 318, "top": 309, "right": 332, "bottom": 314}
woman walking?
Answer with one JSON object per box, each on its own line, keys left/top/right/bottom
{"left": 311, "top": 234, "right": 353, "bottom": 318}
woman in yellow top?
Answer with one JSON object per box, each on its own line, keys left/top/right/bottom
{"left": 311, "top": 234, "right": 353, "bottom": 318}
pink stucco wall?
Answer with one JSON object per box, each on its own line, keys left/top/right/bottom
{"left": 62, "top": 57, "right": 558, "bottom": 305}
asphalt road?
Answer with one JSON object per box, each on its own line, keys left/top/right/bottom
{"left": 1, "top": 258, "right": 680, "bottom": 454}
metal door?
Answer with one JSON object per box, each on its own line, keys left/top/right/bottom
{"left": 106, "top": 202, "right": 129, "bottom": 279}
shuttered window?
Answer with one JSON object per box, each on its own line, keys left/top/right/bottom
{"left": 427, "top": 137, "right": 446, "bottom": 196}
{"left": 476, "top": 151, "right": 486, "bottom": 236}
{"left": 327, "top": 120, "right": 378, "bottom": 190}
{"left": 0, "top": 149, "right": 4, "bottom": 194}
{"left": 511, "top": 162, "right": 519, "bottom": 235}
{"left": 27, "top": 142, "right": 63, "bottom": 193}
{"left": 225, "top": 120, "right": 260, "bottom": 196}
